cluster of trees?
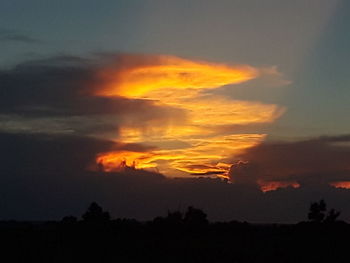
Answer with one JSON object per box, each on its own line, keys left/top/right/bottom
{"left": 62, "top": 202, "right": 110, "bottom": 224}
{"left": 62, "top": 202, "right": 209, "bottom": 226}
{"left": 154, "top": 206, "right": 208, "bottom": 227}
{"left": 1, "top": 199, "right": 347, "bottom": 263}
{"left": 60, "top": 199, "right": 341, "bottom": 225}
{"left": 307, "top": 199, "right": 341, "bottom": 223}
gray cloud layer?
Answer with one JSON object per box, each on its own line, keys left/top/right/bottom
{"left": 0, "top": 132, "right": 349, "bottom": 223}
{"left": 230, "top": 135, "right": 350, "bottom": 186}
{"left": 0, "top": 55, "right": 185, "bottom": 137}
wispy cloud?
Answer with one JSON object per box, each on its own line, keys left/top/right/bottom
{"left": 0, "top": 29, "right": 42, "bottom": 44}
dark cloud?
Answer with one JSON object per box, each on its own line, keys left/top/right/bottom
{"left": 0, "top": 55, "right": 185, "bottom": 136}
{"left": 0, "top": 132, "right": 113, "bottom": 174}
{"left": 0, "top": 132, "right": 155, "bottom": 174}
{"left": 1, "top": 55, "right": 350, "bottom": 223}
{"left": 0, "top": 132, "right": 164, "bottom": 219}
{"left": 1, "top": 132, "right": 350, "bottom": 223}
{"left": 0, "top": 29, "right": 41, "bottom": 44}
{"left": 230, "top": 135, "right": 350, "bottom": 186}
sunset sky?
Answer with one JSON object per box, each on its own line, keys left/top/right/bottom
{"left": 1, "top": 0, "right": 349, "bottom": 222}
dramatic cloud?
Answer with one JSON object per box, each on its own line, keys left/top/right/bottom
{"left": 93, "top": 54, "right": 285, "bottom": 177}
{"left": 94, "top": 54, "right": 259, "bottom": 97}
{"left": 1, "top": 132, "right": 350, "bottom": 223}
{"left": 0, "top": 53, "right": 286, "bottom": 179}
{"left": 229, "top": 135, "right": 350, "bottom": 191}
{"left": 0, "top": 55, "right": 186, "bottom": 137}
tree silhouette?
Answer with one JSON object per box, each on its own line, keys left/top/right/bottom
{"left": 166, "top": 210, "right": 183, "bottom": 224}
{"left": 308, "top": 199, "right": 341, "bottom": 223}
{"left": 82, "top": 202, "right": 110, "bottom": 223}
{"left": 324, "top": 208, "right": 341, "bottom": 223}
{"left": 184, "top": 206, "right": 208, "bottom": 226}
{"left": 308, "top": 200, "right": 326, "bottom": 223}
{"left": 61, "top": 215, "right": 77, "bottom": 224}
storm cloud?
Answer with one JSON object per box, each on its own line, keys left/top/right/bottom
{"left": 0, "top": 131, "right": 349, "bottom": 223}
{"left": 230, "top": 135, "right": 350, "bottom": 187}
{"left": 1, "top": 54, "right": 350, "bottom": 223}
{"left": 0, "top": 55, "right": 186, "bottom": 137}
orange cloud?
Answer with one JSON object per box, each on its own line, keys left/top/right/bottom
{"left": 96, "top": 55, "right": 258, "bottom": 98}
{"left": 93, "top": 54, "right": 285, "bottom": 183}
{"left": 258, "top": 181, "right": 300, "bottom": 193}
{"left": 330, "top": 181, "right": 350, "bottom": 189}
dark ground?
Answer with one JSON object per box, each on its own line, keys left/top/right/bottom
{"left": 1, "top": 205, "right": 349, "bottom": 263}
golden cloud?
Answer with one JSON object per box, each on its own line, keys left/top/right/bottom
{"left": 95, "top": 55, "right": 258, "bottom": 98}
{"left": 93, "top": 54, "right": 286, "bottom": 182}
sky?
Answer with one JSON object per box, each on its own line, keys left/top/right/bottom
{"left": 0, "top": 0, "right": 350, "bottom": 222}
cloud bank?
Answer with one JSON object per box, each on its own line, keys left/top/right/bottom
{"left": 1, "top": 132, "right": 350, "bottom": 223}
{"left": 230, "top": 135, "right": 350, "bottom": 191}
{"left": 90, "top": 54, "right": 285, "bottom": 177}
{"left": 0, "top": 53, "right": 286, "bottom": 180}
{"left": 3, "top": 52, "right": 347, "bottom": 198}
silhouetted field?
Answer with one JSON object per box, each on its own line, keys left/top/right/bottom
{"left": 1, "top": 202, "right": 349, "bottom": 263}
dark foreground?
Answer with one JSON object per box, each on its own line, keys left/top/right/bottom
{"left": 1, "top": 219, "right": 349, "bottom": 263}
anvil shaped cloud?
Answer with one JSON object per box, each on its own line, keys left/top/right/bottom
{"left": 0, "top": 53, "right": 286, "bottom": 180}
{"left": 93, "top": 54, "right": 285, "bottom": 178}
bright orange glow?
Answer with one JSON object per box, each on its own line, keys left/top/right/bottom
{"left": 93, "top": 54, "right": 285, "bottom": 182}
{"left": 96, "top": 134, "right": 265, "bottom": 177}
{"left": 96, "top": 55, "right": 258, "bottom": 98}
{"left": 258, "top": 181, "right": 300, "bottom": 193}
{"left": 330, "top": 181, "right": 350, "bottom": 189}
{"left": 96, "top": 151, "right": 157, "bottom": 171}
